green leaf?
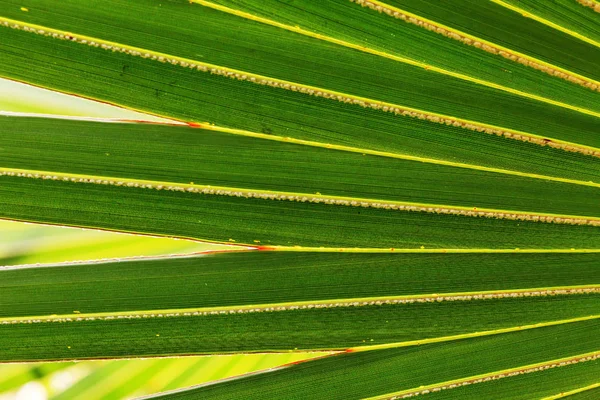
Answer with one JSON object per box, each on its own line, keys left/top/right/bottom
{"left": 2, "top": 251, "right": 600, "bottom": 318}
{"left": 196, "top": 0, "right": 600, "bottom": 109}
{"left": 556, "top": 384, "right": 600, "bottom": 399}
{"left": 1, "top": 0, "right": 600, "bottom": 396}
{"left": 492, "top": 0, "right": 600, "bottom": 48}
{"left": 424, "top": 360, "right": 600, "bottom": 399}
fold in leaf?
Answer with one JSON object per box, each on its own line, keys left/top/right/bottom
{"left": 2, "top": 251, "right": 600, "bottom": 318}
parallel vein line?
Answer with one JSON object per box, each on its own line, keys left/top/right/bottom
{"left": 542, "top": 382, "right": 600, "bottom": 399}
{"left": 351, "top": 0, "right": 600, "bottom": 92}
{"left": 3, "top": 286, "right": 599, "bottom": 324}
{"left": 2, "top": 18, "right": 600, "bottom": 157}
{"left": 365, "top": 350, "right": 600, "bottom": 399}
{"left": 352, "top": 314, "right": 600, "bottom": 352}
{"left": 491, "top": 0, "right": 600, "bottom": 49}
{"left": 190, "top": 0, "right": 600, "bottom": 118}
{"left": 6, "top": 112, "right": 600, "bottom": 189}
{"left": 4, "top": 167, "right": 600, "bottom": 227}
{"left": 259, "top": 247, "right": 600, "bottom": 253}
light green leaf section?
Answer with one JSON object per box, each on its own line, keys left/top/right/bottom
{"left": 0, "top": 353, "right": 323, "bottom": 400}
{"left": 143, "top": 318, "right": 600, "bottom": 399}
{"left": 0, "top": 219, "right": 225, "bottom": 266}
{"left": 0, "top": 77, "right": 173, "bottom": 122}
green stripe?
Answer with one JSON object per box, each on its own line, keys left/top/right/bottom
{"left": 559, "top": 385, "right": 600, "bottom": 399}
{"left": 425, "top": 358, "right": 600, "bottom": 399}
{"left": 3, "top": 252, "right": 600, "bottom": 318}
{"left": 203, "top": 0, "right": 600, "bottom": 113}
{"left": 493, "top": 0, "right": 600, "bottom": 49}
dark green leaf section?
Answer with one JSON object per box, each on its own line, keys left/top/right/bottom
{"left": 4, "top": 117, "right": 600, "bottom": 218}
{"left": 2, "top": 29, "right": 600, "bottom": 184}
{"left": 148, "top": 318, "right": 600, "bottom": 399}
{"left": 3, "top": 252, "right": 600, "bottom": 318}
{"left": 499, "top": 0, "right": 600, "bottom": 46}
{"left": 382, "top": 0, "right": 600, "bottom": 81}
{"left": 2, "top": 3, "right": 600, "bottom": 150}
{"left": 206, "top": 0, "right": 600, "bottom": 112}
{"left": 2, "top": 176, "right": 600, "bottom": 248}
{"left": 1, "top": 296, "right": 600, "bottom": 362}
{"left": 426, "top": 358, "right": 600, "bottom": 399}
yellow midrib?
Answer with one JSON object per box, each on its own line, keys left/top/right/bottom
{"left": 7, "top": 111, "right": 600, "bottom": 190}
{"left": 491, "top": 0, "right": 600, "bottom": 50}
{"left": 542, "top": 382, "right": 600, "bottom": 399}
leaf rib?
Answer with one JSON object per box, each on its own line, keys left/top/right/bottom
{"left": 543, "top": 382, "right": 600, "bottom": 400}
{"left": 578, "top": 0, "right": 600, "bottom": 13}
{"left": 3, "top": 286, "right": 600, "bottom": 325}
{"left": 7, "top": 114, "right": 600, "bottom": 191}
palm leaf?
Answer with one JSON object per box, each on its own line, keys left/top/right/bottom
{"left": 1, "top": 0, "right": 600, "bottom": 398}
